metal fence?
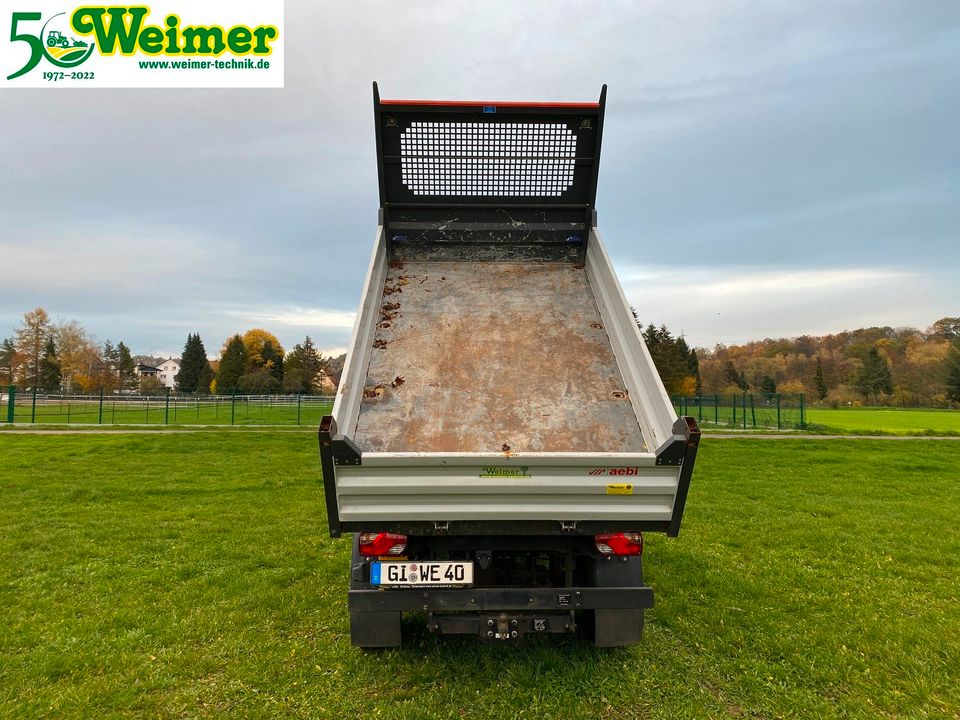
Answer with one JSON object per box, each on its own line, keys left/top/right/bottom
{"left": 2, "top": 386, "right": 334, "bottom": 427}
{"left": 673, "top": 393, "right": 806, "bottom": 430}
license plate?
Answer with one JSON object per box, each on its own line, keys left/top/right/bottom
{"left": 371, "top": 561, "right": 474, "bottom": 587}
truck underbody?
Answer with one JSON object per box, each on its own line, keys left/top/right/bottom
{"left": 319, "top": 84, "right": 700, "bottom": 647}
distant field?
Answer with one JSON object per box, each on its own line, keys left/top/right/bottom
{"left": 1, "top": 432, "right": 958, "bottom": 718}
{"left": 806, "top": 407, "right": 960, "bottom": 435}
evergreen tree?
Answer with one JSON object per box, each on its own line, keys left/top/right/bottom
{"left": 722, "top": 360, "right": 740, "bottom": 388}
{"left": 216, "top": 335, "right": 245, "bottom": 393}
{"left": 641, "top": 324, "right": 692, "bottom": 395}
{"left": 945, "top": 339, "right": 960, "bottom": 404}
{"left": 737, "top": 370, "right": 749, "bottom": 392}
{"left": 760, "top": 375, "right": 777, "bottom": 396}
{"left": 0, "top": 337, "right": 16, "bottom": 385}
{"left": 283, "top": 336, "right": 324, "bottom": 392}
{"left": 177, "top": 333, "right": 209, "bottom": 393}
{"left": 814, "top": 356, "right": 828, "bottom": 400}
{"left": 115, "top": 342, "right": 135, "bottom": 390}
{"left": 260, "top": 339, "right": 283, "bottom": 382}
{"left": 196, "top": 361, "right": 214, "bottom": 395}
{"left": 853, "top": 347, "right": 894, "bottom": 400}
{"left": 688, "top": 349, "right": 702, "bottom": 395}
{"left": 38, "top": 336, "right": 61, "bottom": 391}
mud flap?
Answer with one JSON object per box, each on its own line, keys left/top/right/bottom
{"left": 590, "top": 555, "right": 647, "bottom": 647}
{"left": 350, "top": 611, "right": 402, "bottom": 648}
{"left": 593, "top": 607, "right": 644, "bottom": 647}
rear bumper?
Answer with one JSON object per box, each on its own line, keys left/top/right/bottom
{"left": 348, "top": 585, "right": 653, "bottom": 613}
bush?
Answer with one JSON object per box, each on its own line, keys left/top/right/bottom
{"left": 238, "top": 370, "right": 280, "bottom": 393}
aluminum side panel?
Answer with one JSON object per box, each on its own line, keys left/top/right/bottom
{"left": 336, "top": 464, "right": 679, "bottom": 522}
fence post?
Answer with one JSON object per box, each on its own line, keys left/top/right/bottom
{"left": 750, "top": 394, "right": 756, "bottom": 429}
{"left": 6, "top": 385, "right": 14, "bottom": 423}
{"left": 776, "top": 393, "right": 781, "bottom": 430}
{"left": 66, "top": 394, "right": 71, "bottom": 424}
{"left": 98, "top": 387, "right": 104, "bottom": 424}
{"left": 731, "top": 394, "right": 736, "bottom": 427}
{"left": 800, "top": 393, "right": 805, "bottom": 429}
{"left": 742, "top": 393, "right": 747, "bottom": 430}
{"left": 31, "top": 386, "right": 37, "bottom": 423}
{"left": 165, "top": 388, "right": 170, "bottom": 425}
{"left": 697, "top": 394, "right": 702, "bottom": 422}
{"left": 714, "top": 394, "right": 718, "bottom": 425}
{"left": 297, "top": 393, "right": 302, "bottom": 426}
{"left": 231, "top": 391, "right": 236, "bottom": 426}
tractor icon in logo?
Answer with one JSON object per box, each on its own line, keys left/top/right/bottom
{"left": 40, "top": 13, "right": 95, "bottom": 67}
{"left": 46, "top": 30, "right": 88, "bottom": 49}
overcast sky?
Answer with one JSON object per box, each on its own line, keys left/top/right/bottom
{"left": 2, "top": 1, "right": 958, "bottom": 357}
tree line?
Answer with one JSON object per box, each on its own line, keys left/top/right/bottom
{"left": 642, "top": 316, "right": 960, "bottom": 408}
{"left": 0, "top": 307, "right": 343, "bottom": 395}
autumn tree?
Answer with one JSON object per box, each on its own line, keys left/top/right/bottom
{"left": 929, "top": 317, "right": 960, "bottom": 340}
{"left": 216, "top": 335, "right": 246, "bottom": 393}
{"left": 241, "top": 329, "right": 284, "bottom": 373}
{"left": 54, "top": 319, "right": 96, "bottom": 391}
{"left": 14, "top": 307, "right": 52, "bottom": 387}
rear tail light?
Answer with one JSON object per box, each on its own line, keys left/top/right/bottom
{"left": 358, "top": 532, "right": 407, "bottom": 557}
{"left": 594, "top": 532, "right": 643, "bottom": 556}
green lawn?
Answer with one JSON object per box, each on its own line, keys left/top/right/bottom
{"left": 1, "top": 433, "right": 958, "bottom": 718}
{"left": 8, "top": 396, "right": 332, "bottom": 427}
{"left": 806, "top": 407, "right": 960, "bottom": 436}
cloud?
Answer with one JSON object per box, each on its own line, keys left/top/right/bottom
{"left": 2, "top": 1, "right": 959, "bottom": 354}
{"left": 619, "top": 263, "right": 951, "bottom": 346}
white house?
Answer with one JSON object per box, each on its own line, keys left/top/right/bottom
{"left": 157, "top": 358, "right": 180, "bottom": 389}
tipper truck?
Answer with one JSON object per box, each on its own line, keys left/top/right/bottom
{"left": 319, "top": 83, "right": 701, "bottom": 647}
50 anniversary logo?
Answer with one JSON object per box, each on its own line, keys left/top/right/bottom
{"left": 3, "top": 2, "right": 284, "bottom": 87}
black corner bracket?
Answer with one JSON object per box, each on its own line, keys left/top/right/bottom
{"left": 655, "top": 416, "right": 701, "bottom": 537}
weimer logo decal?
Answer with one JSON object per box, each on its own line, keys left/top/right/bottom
{"left": 480, "top": 466, "right": 532, "bottom": 479}
{"left": 2, "top": 1, "right": 284, "bottom": 87}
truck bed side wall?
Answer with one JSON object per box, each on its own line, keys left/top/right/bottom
{"left": 585, "top": 228, "right": 677, "bottom": 451}
{"left": 332, "top": 227, "right": 387, "bottom": 436}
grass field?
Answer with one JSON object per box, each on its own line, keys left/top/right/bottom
{"left": 806, "top": 407, "right": 960, "bottom": 436}
{"left": 8, "top": 396, "right": 333, "bottom": 427}
{"left": 1, "top": 433, "right": 958, "bottom": 719}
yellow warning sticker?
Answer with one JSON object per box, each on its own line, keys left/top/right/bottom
{"left": 606, "top": 483, "right": 634, "bottom": 495}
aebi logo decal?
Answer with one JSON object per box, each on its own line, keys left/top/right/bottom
{"left": 588, "top": 466, "right": 639, "bottom": 476}
{"left": 2, "top": 1, "right": 284, "bottom": 88}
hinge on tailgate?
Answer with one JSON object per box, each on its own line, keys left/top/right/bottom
{"left": 560, "top": 521, "right": 577, "bottom": 533}
{"left": 434, "top": 521, "right": 450, "bottom": 534}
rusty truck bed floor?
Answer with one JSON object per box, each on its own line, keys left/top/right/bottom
{"left": 353, "top": 261, "right": 647, "bottom": 454}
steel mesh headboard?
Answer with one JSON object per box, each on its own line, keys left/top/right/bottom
{"left": 373, "top": 82, "right": 606, "bottom": 262}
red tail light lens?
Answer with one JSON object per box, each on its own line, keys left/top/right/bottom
{"left": 594, "top": 532, "right": 643, "bottom": 556}
{"left": 358, "top": 532, "right": 408, "bottom": 557}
